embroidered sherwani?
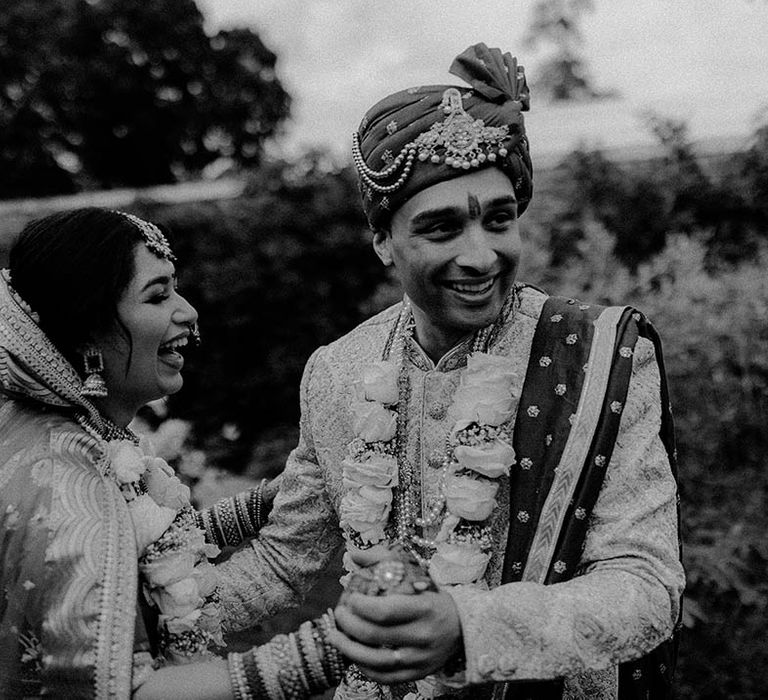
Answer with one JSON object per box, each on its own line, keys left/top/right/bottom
{"left": 219, "top": 285, "right": 685, "bottom": 699}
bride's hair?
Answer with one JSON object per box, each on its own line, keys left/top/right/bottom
{"left": 9, "top": 208, "right": 156, "bottom": 373}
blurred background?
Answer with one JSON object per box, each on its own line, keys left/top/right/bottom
{"left": 1, "top": 1, "right": 767, "bottom": 697}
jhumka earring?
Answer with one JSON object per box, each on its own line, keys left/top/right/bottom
{"left": 81, "top": 346, "right": 108, "bottom": 398}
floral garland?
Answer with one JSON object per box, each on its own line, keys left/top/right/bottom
{"left": 340, "top": 312, "right": 519, "bottom": 589}
{"left": 107, "top": 439, "right": 223, "bottom": 664}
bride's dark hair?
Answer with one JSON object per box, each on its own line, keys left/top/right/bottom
{"left": 9, "top": 208, "right": 149, "bottom": 373}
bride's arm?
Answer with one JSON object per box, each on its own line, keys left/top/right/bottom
{"left": 133, "top": 659, "right": 232, "bottom": 700}
{"left": 195, "top": 475, "right": 281, "bottom": 548}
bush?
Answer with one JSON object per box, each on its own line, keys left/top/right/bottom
{"left": 133, "top": 156, "right": 385, "bottom": 470}
{"left": 520, "top": 221, "right": 768, "bottom": 699}
{"left": 527, "top": 115, "right": 768, "bottom": 270}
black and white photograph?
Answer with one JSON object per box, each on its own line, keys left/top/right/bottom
{"left": 1, "top": 1, "right": 766, "bottom": 698}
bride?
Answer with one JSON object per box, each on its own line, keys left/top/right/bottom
{"left": 0, "top": 208, "right": 346, "bottom": 698}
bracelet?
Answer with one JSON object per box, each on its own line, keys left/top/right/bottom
{"left": 242, "top": 648, "right": 270, "bottom": 700}
{"left": 236, "top": 612, "right": 346, "bottom": 700}
{"left": 247, "top": 478, "right": 268, "bottom": 528}
{"left": 235, "top": 490, "right": 257, "bottom": 535}
{"left": 258, "top": 477, "right": 267, "bottom": 526}
{"left": 276, "top": 634, "right": 305, "bottom": 699}
{"left": 287, "top": 630, "right": 311, "bottom": 695}
{"left": 216, "top": 498, "right": 242, "bottom": 546}
{"left": 196, "top": 507, "right": 218, "bottom": 547}
{"left": 227, "top": 652, "right": 253, "bottom": 700}
{"left": 319, "top": 609, "right": 345, "bottom": 683}
{"left": 297, "top": 620, "right": 327, "bottom": 689}
{"left": 254, "top": 644, "right": 285, "bottom": 700}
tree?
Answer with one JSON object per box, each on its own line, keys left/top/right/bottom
{"left": 523, "top": 0, "right": 616, "bottom": 102}
{"left": 0, "top": 0, "right": 290, "bottom": 198}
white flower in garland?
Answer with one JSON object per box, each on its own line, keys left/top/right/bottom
{"left": 106, "top": 439, "right": 223, "bottom": 664}
{"left": 450, "top": 352, "right": 518, "bottom": 430}
{"left": 353, "top": 360, "right": 400, "bottom": 405}
{"left": 341, "top": 347, "right": 520, "bottom": 589}
{"left": 429, "top": 541, "right": 492, "bottom": 586}
{"left": 452, "top": 439, "right": 516, "bottom": 479}
{"left": 443, "top": 474, "right": 499, "bottom": 521}
{"left": 341, "top": 360, "right": 400, "bottom": 547}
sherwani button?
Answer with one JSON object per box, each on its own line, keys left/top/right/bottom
{"left": 478, "top": 654, "right": 496, "bottom": 676}
{"left": 428, "top": 403, "right": 447, "bottom": 420}
{"left": 497, "top": 654, "right": 517, "bottom": 674}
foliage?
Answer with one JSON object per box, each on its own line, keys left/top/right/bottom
{"left": 0, "top": 0, "right": 290, "bottom": 198}
{"left": 131, "top": 154, "right": 384, "bottom": 471}
{"left": 523, "top": 0, "right": 616, "bottom": 102}
{"left": 519, "top": 118, "right": 768, "bottom": 695}
{"left": 520, "top": 218, "right": 768, "bottom": 699}
{"left": 530, "top": 114, "right": 768, "bottom": 269}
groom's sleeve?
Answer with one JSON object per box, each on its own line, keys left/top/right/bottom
{"left": 444, "top": 338, "right": 684, "bottom": 685}
{"left": 217, "top": 346, "right": 344, "bottom": 631}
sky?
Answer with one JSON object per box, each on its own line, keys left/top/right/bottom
{"left": 195, "top": 0, "right": 768, "bottom": 162}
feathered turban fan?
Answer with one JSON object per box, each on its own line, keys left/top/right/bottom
{"left": 353, "top": 43, "right": 533, "bottom": 230}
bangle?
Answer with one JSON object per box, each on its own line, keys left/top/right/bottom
{"left": 254, "top": 644, "right": 285, "bottom": 700}
{"left": 227, "top": 652, "right": 253, "bottom": 700}
{"left": 287, "top": 631, "right": 311, "bottom": 695}
{"left": 216, "top": 498, "right": 242, "bottom": 546}
{"left": 298, "top": 620, "right": 327, "bottom": 689}
{"left": 235, "top": 490, "right": 257, "bottom": 535}
{"left": 242, "top": 648, "right": 269, "bottom": 700}
{"left": 316, "top": 610, "right": 345, "bottom": 684}
{"left": 254, "top": 477, "right": 268, "bottom": 526}
{"left": 197, "top": 507, "right": 218, "bottom": 546}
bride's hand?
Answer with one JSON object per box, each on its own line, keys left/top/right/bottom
{"left": 331, "top": 589, "right": 463, "bottom": 684}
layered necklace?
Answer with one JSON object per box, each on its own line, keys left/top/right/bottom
{"left": 341, "top": 289, "right": 520, "bottom": 585}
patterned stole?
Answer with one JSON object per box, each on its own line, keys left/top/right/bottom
{"left": 496, "top": 296, "right": 681, "bottom": 700}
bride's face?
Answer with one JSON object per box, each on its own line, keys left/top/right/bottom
{"left": 94, "top": 244, "right": 198, "bottom": 416}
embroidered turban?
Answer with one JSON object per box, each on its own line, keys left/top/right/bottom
{"left": 353, "top": 43, "right": 533, "bottom": 230}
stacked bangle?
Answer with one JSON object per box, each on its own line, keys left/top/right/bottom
{"left": 196, "top": 479, "right": 268, "bottom": 548}
{"left": 226, "top": 610, "right": 345, "bottom": 700}
{"left": 228, "top": 650, "right": 253, "bottom": 700}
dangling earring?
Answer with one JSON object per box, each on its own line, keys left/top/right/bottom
{"left": 190, "top": 322, "right": 201, "bottom": 347}
{"left": 81, "top": 346, "right": 108, "bottom": 398}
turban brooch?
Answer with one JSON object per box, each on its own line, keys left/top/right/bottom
{"left": 353, "top": 43, "right": 532, "bottom": 230}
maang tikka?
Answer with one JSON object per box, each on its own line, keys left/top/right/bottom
{"left": 81, "top": 346, "right": 108, "bottom": 398}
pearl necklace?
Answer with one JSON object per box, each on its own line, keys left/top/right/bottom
{"left": 388, "top": 290, "right": 518, "bottom": 568}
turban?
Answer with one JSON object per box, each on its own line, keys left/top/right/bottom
{"left": 353, "top": 43, "right": 533, "bottom": 230}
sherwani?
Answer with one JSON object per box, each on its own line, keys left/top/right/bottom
{"left": 218, "top": 285, "right": 685, "bottom": 699}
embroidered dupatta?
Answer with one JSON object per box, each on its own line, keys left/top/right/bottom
{"left": 0, "top": 274, "right": 139, "bottom": 697}
{"left": 498, "top": 297, "right": 681, "bottom": 700}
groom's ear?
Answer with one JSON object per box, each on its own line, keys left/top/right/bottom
{"left": 372, "top": 228, "right": 393, "bottom": 266}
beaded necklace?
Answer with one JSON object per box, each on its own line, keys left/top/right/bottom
{"left": 77, "top": 412, "right": 139, "bottom": 445}
{"left": 384, "top": 289, "right": 518, "bottom": 568}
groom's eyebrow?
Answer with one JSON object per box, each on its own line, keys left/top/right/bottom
{"left": 485, "top": 195, "right": 518, "bottom": 209}
{"left": 410, "top": 207, "right": 463, "bottom": 228}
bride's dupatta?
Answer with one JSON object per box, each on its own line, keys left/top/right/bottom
{"left": 0, "top": 271, "right": 138, "bottom": 697}
{"left": 499, "top": 297, "right": 681, "bottom": 700}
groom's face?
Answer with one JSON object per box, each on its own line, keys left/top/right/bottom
{"left": 374, "top": 168, "right": 522, "bottom": 348}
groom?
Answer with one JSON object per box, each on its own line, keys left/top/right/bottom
{"left": 219, "top": 44, "right": 684, "bottom": 699}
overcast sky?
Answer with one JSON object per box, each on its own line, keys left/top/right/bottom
{"left": 195, "top": 0, "right": 768, "bottom": 160}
